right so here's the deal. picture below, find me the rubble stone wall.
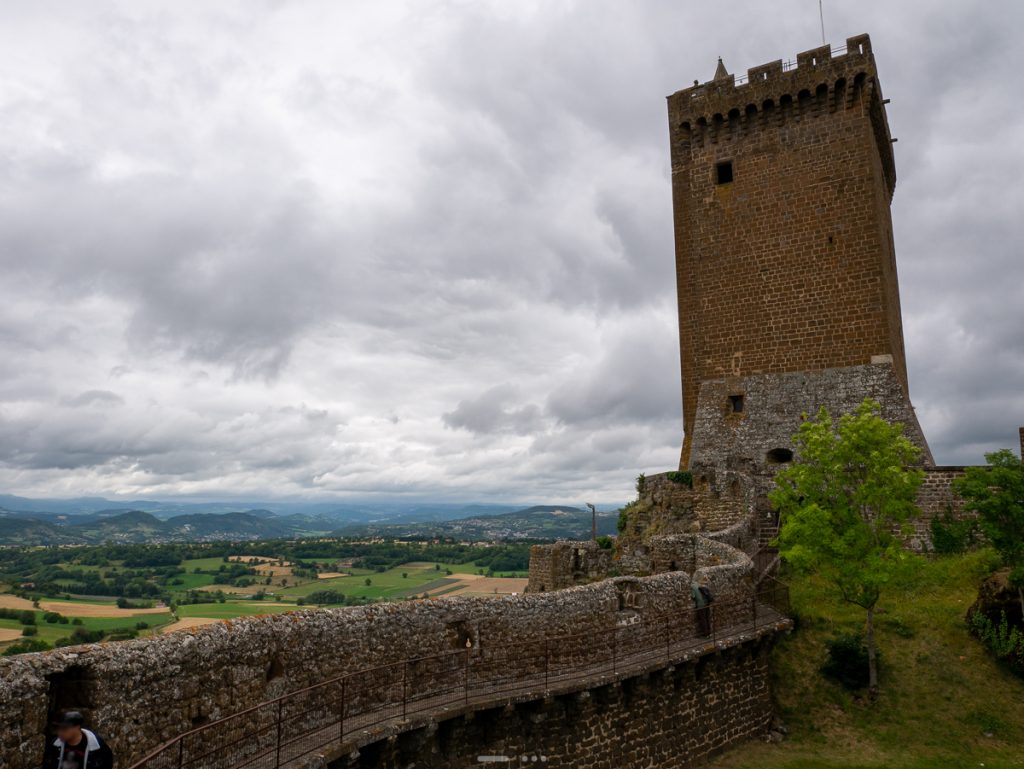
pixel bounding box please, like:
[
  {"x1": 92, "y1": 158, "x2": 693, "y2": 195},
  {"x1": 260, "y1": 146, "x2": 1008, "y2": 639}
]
[{"x1": 0, "y1": 565, "x2": 758, "y2": 769}]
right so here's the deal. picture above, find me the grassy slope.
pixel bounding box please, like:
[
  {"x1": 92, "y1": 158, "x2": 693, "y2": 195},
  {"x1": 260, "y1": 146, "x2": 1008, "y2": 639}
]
[{"x1": 710, "y1": 550, "x2": 1024, "y2": 769}]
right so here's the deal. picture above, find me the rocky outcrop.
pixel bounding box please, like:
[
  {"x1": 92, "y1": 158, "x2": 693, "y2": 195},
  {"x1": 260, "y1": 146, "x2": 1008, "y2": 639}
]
[{"x1": 967, "y1": 568, "x2": 1024, "y2": 629}]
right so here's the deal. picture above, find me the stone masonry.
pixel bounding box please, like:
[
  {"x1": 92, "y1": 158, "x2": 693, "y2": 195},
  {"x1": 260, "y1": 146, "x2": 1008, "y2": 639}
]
[
  {"x1": 668, "y1": 34, "x2": 920, "y2": 467},
  {"x1": 327, "y1": 640, "x2": 776, "y2": 769},
  {"x1": 688, "y1": 362, "x2": 933, "y2": 523}
]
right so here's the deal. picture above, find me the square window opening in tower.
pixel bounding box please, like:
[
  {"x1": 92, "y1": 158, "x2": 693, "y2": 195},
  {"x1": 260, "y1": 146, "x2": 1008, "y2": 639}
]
[{"x1": 715, "y1": 160, "x2": 734, "y2": 185}]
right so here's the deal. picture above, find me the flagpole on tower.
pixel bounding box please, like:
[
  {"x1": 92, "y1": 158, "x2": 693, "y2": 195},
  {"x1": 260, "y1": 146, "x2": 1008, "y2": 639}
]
[{"x1": 819, "y1": 0, "x2": 826, "y2": 45}]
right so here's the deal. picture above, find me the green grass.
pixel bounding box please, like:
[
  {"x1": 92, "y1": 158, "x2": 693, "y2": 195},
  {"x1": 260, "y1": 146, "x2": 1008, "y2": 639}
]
[
  {"x1": 45, "y1": 595, "x2": 155, "y2": 606},
  {"x1": 174, "y1": 602, "x2": 297, "y2": 619},
  {"x1": 169, "y1": 572, "x2": 217, "y2": 590},
  {"x1": 181, "y1": 557, "x2": 231, "y2": 572},
  {"x1": 709, "y1": 550, "x2": 1024, "y2": 769}
]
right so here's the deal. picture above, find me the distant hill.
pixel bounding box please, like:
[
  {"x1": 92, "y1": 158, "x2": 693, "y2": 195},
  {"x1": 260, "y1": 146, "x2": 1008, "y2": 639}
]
[
  {"x1": 0, "y1": 494, "x2": 529, "y2": 524},
  {"x1": 335, "y1": 505, "x2": 619, "y2": 541},
  {"x1": 0, "y1": 517, "x2": 82, "y2": 546},
  {"x1": 0, "y1": 494, "x2": 626, "y2": 546},
  {"x1": 0, "y1": 509, "x2": 335, "y2": 546}
]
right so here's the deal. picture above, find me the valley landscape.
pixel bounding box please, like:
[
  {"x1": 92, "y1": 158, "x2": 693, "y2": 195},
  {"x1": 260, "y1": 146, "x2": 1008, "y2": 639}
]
[{"x1": 0, "y1": 525, "x2": 536, "y2": 655}]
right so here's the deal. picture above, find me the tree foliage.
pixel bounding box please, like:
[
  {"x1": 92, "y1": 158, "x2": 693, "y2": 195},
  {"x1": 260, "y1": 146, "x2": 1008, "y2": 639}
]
[
  {"x1": 954, "y1": 449, "x2": 1024, "y2": 617},
  {"x1": 769, "y1": 399, "x2": 924, "y2": 692}
]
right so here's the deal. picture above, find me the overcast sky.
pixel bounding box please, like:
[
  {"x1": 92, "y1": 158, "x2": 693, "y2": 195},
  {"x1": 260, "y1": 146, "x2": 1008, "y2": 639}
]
[{"x1": 1, "y1": 1, "x2": 1021, "y2": 505}]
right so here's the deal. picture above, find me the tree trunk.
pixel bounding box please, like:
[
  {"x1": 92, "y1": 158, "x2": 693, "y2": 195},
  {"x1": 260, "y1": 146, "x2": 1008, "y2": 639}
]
[
  {"x1": 1018, "y1": 586, "x2": 1024, "y2": 623},
  {"x1": 866, "y1": 606, "x2": 878, "y2": 696}
]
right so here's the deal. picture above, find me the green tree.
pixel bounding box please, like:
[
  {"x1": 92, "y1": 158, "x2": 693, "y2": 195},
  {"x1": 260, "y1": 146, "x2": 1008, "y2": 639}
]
[
  {"x1": 954, "y1": 449, "x2": 1024, "y2": 618},
  {"x1": 769, "y1": 400, "x2": 924, "y2": 693}
]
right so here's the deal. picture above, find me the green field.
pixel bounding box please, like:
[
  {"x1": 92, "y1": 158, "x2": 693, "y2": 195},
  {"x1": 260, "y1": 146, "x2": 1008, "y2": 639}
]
[
  {"x1": 0, "y1": 539, "x2": 532, "y2": 653},
  {"x1": 708, "y1": 550, "x2": 1024, "y2": 769},
  {"x1": 0, "y1": 611, "x2": 173, "y2": 646},
  {"x1": 277, "y1": 562, "x2": 483, "y2": 601},
  {"x1": 169, "y1": 572, "x2": 217, "y2": 589},
  {"x1": 181, "y1": 557, "x2": 232, "y2": 571}
]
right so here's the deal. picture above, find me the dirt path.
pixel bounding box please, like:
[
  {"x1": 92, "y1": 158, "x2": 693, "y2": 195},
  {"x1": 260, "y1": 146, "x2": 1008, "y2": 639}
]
[{"x1": 162, "y1": 617, "x2": 223, "y2": 633}]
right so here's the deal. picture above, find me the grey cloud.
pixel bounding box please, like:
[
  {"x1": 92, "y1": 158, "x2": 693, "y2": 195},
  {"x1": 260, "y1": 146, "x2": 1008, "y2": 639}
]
[
  {"x1": 443, "y1": 385, "x2": 544, "y2": 436},
  {"x1": 547, "y1": 324, "x2": 680, "y2": 428},
  {"x1": 61, "y1": 390, "x2": 125, "y2": 408}
]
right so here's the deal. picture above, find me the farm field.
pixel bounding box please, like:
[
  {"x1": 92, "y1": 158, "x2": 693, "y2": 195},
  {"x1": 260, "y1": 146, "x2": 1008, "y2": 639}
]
[
  {"x1": 0, "y1": 594, "x2": 169, "y2": 617},
  {"x1": 0, "y1": 609, "x2": 173, "y2": 647},
  {"x1": 443, "y1": 574, "x2": 528, "y2": 596},
  {"x1": 276, "y1": 561, "x2": 525, "y2": 602},
  {"x1": 174, "y1": 601, "x2": 297, "y2": 619},
  {"x1": 0, "y1": 538, "x2": 533, "y2": 653}
]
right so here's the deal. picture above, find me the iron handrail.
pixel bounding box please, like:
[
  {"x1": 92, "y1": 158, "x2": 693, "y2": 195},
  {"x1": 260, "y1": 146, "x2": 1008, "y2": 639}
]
[{"x1": 732, "y1": 42, "x2": 852, "y2": 86}]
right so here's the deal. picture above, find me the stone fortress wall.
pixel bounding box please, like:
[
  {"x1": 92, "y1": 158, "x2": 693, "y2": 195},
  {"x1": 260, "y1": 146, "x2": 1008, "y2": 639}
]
[
  {"x1": 1, "y1": 523, "x2": 766, "y2": 769},
  {"x1": 527, "y1": 470, "x2": 757, "y2": 598}
]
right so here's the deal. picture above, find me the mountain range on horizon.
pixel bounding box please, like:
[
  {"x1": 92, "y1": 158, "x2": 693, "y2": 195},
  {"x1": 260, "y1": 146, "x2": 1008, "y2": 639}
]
[
  {"x1": 0, "y1": 492, "x2": 625, "y2": 521},
  {"x1": 0, "y1": 494, "x2": 624, "y2": 546}
]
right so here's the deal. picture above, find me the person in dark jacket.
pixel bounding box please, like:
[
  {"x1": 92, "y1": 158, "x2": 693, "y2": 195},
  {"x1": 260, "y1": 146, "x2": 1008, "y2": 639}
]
[
  {"x1": 42, "y1": 711, "x2": 114, "y2": 769},
  {"x1": 692, "y1": 580, "x2": 714, "y2": 637}
]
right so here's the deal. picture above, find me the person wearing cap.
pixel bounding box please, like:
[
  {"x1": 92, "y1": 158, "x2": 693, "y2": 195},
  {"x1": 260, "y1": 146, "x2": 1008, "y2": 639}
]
[{"x1": 42, "y1": 711, "x2": 114, "y2": 769}]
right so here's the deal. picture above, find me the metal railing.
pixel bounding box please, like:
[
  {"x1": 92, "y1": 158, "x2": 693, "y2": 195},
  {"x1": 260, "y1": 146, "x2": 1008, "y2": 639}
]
[{"x1": 127, "y1": 579, "x2": 789, "y2": 769}]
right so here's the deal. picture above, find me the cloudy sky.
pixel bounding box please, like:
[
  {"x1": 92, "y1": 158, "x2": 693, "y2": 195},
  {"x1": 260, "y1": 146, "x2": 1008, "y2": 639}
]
[{"x1": 1, "y1": 1, "x2": 1021, "y2": 505}]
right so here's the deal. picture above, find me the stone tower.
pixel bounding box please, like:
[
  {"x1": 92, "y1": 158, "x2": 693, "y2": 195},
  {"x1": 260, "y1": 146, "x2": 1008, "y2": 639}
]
[{"x1": 667, "y1": 34, "x2": 932, "y2": 476}]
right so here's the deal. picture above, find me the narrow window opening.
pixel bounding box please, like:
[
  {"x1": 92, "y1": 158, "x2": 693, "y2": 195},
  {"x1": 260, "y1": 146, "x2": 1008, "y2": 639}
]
[
  {"x1": 715, "y1": 161, "x2": 734, "y2": 185},
  {"x1": 728, "y1": 394, "x2": 744, "y2": 413},
  {"x1": 766, "y1": 448, "x2": 794, "y2": 464},
  {"x1": 266, "y1": 655, "x2": 285, "y2": 682}
]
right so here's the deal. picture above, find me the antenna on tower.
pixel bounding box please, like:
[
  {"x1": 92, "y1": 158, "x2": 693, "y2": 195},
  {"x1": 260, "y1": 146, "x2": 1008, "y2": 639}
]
[{"x1": 818, "y1": 0, "x2": 826, "y2": 45}]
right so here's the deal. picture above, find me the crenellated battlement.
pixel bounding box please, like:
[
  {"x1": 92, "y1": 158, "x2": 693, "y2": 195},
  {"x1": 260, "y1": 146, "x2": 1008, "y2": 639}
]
[
  {"x1": 667, "y1": 34, "x2": 894, "y2": 195},
  {"x1": 669, "y1": 34, "x2": 874, "y2": 121}
]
